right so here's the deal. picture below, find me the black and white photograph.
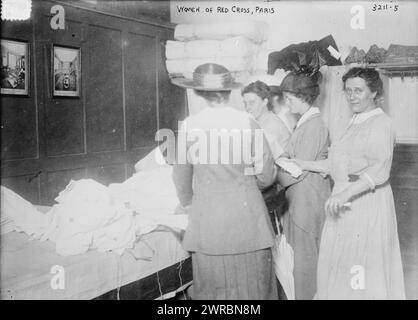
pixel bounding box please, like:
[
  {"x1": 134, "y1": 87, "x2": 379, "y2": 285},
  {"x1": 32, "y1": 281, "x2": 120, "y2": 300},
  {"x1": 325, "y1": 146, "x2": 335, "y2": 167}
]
[
  {"x1": 1, "y1": 39, "x2": 29, "y2": 95},
  {"x1": 1, "y1": 0, "x2": 417, "y2": 305},
  {"x1": 52, "y1": 45, "x2": 80, "y2": 97}
]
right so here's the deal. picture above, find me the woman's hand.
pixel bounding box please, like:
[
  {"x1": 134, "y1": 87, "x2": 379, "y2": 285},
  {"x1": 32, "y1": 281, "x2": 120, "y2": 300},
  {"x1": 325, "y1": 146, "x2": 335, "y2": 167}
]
[{"x1": 325, "y1": 191, "x2": 350, "y2": 218}]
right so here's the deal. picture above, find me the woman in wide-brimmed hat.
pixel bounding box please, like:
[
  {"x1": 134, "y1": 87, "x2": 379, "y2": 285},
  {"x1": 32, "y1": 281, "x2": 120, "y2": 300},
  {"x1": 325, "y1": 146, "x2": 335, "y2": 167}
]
[
  {"x1": 171, "y1": 63, "x2": 279, "y2": 300},
  {"x1": 275, "y1": 71, "x2": 331, "y2": 300}
]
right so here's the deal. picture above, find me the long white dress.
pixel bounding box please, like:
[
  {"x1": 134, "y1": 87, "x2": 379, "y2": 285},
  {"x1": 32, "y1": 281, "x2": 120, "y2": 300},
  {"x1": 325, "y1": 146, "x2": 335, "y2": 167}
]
[{"x1": 316, "y1": 108, "x2": 406, "y2": 299}]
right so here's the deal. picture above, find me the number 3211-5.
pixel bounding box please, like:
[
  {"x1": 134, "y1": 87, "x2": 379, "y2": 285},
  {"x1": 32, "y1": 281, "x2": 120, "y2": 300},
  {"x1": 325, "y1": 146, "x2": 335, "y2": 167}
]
[{"x1": 372, "y1": 3, "x2": 399, "y2": 12}]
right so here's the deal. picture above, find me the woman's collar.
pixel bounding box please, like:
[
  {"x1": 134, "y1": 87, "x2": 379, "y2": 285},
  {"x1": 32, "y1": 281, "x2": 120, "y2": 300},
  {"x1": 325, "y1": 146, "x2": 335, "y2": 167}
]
[
  {"x1": 296, "y1": 107, "x2": 320, "y2": 128},
  {"x1": 350, "y1": 108, "x2": 384, "y2": 125}
]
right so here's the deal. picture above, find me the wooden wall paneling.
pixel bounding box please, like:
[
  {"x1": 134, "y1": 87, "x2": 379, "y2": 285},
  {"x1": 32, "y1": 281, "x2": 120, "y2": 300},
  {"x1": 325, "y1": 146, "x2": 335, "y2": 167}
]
[
  {"x1": 0, "y1": 97, "x2": 38, "y2": 160},
  {"x1": 391, "y1": 144, "x2": 418, "y2": 254},
  {"x1": 390, "y1": 143, "x2": 418, "y2": 300},
  {"x1": 75, "y1": 0, "x2": 171, "y2": 23},
  {"x1": 1, "y1": 19, "x2": 38, "y2": 161},
  {"x1": 125, "y1": 31, "x2": 158, "y2": 150},
  {"x1": 38, "y1": 14, "x2": 86, "y2": 157},
  {"x1": 1, "y1": 175, "x2": 41, "y2": 204},
  {"x1": 87, "y1": 163, "x2": 127, "y2": 187},
  {"x1": 1, "y1": 14, "x2": 41, "y2": 203},
  {"x1": 392, "y1": 187, "x2": 418, "y2": 254},
  {"x1": 85, "y1": 24, "x2": 124, "y2": 153},
  {"x1": 2, "y1": 0, "x2": 179, "y2": 205}
]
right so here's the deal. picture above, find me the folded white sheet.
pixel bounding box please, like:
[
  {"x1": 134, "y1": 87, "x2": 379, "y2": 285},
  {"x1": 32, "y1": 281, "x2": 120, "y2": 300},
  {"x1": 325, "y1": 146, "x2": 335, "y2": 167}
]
[
  {"x1": 174, "y1": 21, "x2": 269, "y2": 43},
  {"x1": 166, "y1": 36, "x2": 258, "y2": 60},
  {"x1": 166, "y1": 56, "x2": 254, "y2": 74}
]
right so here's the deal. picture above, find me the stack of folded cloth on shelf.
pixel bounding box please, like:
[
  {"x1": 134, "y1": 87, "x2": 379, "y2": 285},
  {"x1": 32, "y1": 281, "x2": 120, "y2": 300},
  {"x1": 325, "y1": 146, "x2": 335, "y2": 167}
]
[
  {"x1": 385, "y1": 44, "x2": 418, "y2": 64},
  {"x1": 344, "y1": 44, "x2": 418, "y2": 64},
  {"x1": 166, "y1": 21, "x2": 269, "y2": 82},
  {"x1": 345, "y1": 45, "x2": 386, "y2": 64}
]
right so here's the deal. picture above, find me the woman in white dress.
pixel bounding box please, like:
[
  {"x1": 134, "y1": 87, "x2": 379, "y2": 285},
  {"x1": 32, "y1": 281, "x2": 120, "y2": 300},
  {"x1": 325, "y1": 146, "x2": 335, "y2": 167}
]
[{"x1": 293, "y1": 67, "x2": 405, "y2": 299}]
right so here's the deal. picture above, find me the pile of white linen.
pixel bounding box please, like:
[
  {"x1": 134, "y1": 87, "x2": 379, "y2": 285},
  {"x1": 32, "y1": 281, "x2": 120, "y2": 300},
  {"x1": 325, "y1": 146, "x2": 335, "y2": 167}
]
[
  {"x1": 1, "y1": 148, "x2": 188, "y2": 256},
  {"x1": 166, "y1": 21, "x2": 269, "y2": 79},
  {"x1": 1, "y1": 186, "x2": 50, "y2": 237},
  {"x1": 111, "y1": 147, "x2": 188, "y2": 235},
  {"x1": 39, "y1": 179, "x2": 136, "y2": 256}
]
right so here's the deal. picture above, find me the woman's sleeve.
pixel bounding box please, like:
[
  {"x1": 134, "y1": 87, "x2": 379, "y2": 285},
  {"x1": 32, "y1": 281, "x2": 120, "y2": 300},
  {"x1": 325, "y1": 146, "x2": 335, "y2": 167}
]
[
  {"x1": 173, "y1": 163, "x2": 193, "y2": 207},
  {"x1": 277, "y1": 119, "x2": 329, "y2": 187},
  {"x1": 249, "y1": 118, "x2": 276, "y2": 189},
  {"x1": 172, "y1": 121, "x2": 194, "y2": 207},
  {"x1": 294, "y1": 119, "x2": 329, "y2": 161},
  {"x1": 277, "y1": 124, "x2": 291, "y2": 154},
  {"x1": 361, "y1": 117, "x2": 396, "y2": 190}
]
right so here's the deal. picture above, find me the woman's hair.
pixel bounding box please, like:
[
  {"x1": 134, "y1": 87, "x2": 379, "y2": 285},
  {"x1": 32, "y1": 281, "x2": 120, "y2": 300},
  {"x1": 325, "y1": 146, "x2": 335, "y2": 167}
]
[
  {"x1": 241, "y1": 81, "x2": 271, "y2": 101},
  {"x1": 268, "y1": 89, "x2": 285, "y2": 110},
  {"x1": 285, "y1": 91, "x2": 318, "y2": 105},
  {"x1": 279, "y1": 72, "x2": 321, "y2": 106},
  {"x1": 342, "y1": 67, "x2": 383, "y2": 100},
  {"x1": 194, "y1": 90, "x2": 231, "y2": 104}
]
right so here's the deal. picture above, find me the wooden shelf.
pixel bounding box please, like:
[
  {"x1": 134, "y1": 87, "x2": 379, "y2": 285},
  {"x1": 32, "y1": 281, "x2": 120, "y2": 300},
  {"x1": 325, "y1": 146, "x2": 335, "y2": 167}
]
[{"x1": 367, "y1": 63, "x2": 418, "y2": 77}]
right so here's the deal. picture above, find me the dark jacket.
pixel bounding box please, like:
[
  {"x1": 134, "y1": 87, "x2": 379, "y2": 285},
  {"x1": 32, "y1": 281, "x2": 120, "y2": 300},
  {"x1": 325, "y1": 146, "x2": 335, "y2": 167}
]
[{"x1": 173, "y1": 106, "x2": 276, "y2": 255}]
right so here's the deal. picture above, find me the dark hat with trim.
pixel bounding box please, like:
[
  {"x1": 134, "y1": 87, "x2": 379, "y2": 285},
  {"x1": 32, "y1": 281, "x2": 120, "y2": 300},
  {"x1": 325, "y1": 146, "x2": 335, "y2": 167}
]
[
  {"x1": 171, "y1": 63, "x2": 242, "y2": 91},
  {"x1": 279, "y1": 71, "x2": 321, "y2": 97}
]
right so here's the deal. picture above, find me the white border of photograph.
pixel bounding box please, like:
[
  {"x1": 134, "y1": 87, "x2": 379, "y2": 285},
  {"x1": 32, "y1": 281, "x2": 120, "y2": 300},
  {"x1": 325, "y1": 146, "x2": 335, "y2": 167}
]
[
  {"x1": 52, "y1": 45, "x2": 81, "y2": 97},
  {"x1": 1, "y1": 39, "x2": 29, "y2": 96}
]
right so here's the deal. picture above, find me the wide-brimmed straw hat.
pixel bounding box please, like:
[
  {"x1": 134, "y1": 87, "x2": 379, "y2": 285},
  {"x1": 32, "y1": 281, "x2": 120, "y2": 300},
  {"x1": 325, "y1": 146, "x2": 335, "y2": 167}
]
[{"x1": 171, "y1": 63, "x2": 242, "y2": 91}]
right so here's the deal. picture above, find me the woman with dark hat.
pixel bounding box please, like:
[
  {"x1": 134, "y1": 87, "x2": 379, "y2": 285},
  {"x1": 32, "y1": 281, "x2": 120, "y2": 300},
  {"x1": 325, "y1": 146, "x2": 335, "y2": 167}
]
[
  {"x1": 292, "y1": 67, "x2": 405, "y2": 299},
  {"x1": 275, "y1": 71, "x2": 331, "y2": 300},
  {"x1": 171, "y1": 63, "x2": 279, "y2": 300}
]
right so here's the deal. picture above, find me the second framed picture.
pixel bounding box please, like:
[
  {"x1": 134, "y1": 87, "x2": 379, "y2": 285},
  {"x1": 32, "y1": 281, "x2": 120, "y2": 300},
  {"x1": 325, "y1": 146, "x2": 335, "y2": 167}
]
[{"x1": 52, "y1": 45, "x2": 81, "y2": 97}]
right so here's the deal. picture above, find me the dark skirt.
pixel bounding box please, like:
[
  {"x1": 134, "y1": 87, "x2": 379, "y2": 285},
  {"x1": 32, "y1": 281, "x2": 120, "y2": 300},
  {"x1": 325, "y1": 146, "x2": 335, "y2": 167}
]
[
  {"x1": 191, "y1": 249, "x2": 278, "y2": 300},
  {"x1": 283, "y1": 213, "x2": 320, "y2": 300}
]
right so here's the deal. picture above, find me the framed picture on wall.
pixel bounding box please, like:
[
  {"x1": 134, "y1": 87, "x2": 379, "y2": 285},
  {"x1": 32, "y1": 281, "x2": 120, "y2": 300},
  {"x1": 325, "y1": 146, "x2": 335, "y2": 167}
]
[
  {"x1": 52, "y1": 45, "x2": 81, "y2": 97},
  {"x1": 1, "y1": 39, "x2": 29, "y2": 95}
]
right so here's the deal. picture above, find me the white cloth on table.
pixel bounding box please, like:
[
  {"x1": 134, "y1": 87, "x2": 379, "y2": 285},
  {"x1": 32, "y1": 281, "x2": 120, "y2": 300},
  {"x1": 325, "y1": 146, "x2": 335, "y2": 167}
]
[
  {"x1": 41, "y1": 179, "x2": 137, "y2": 256},
  {"x1": 0, "y1": 186, "x2": 50, "y2": 237},
  {"x1": 1, "y1": 151, "x2": 189, "y2": 257}
]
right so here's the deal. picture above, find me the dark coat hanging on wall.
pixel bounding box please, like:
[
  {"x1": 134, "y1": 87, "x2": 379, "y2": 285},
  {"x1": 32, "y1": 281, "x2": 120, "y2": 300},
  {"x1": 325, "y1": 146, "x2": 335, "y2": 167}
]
[{"x1": 267, "y1": 34, "x2": 342, "y2": 75}]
